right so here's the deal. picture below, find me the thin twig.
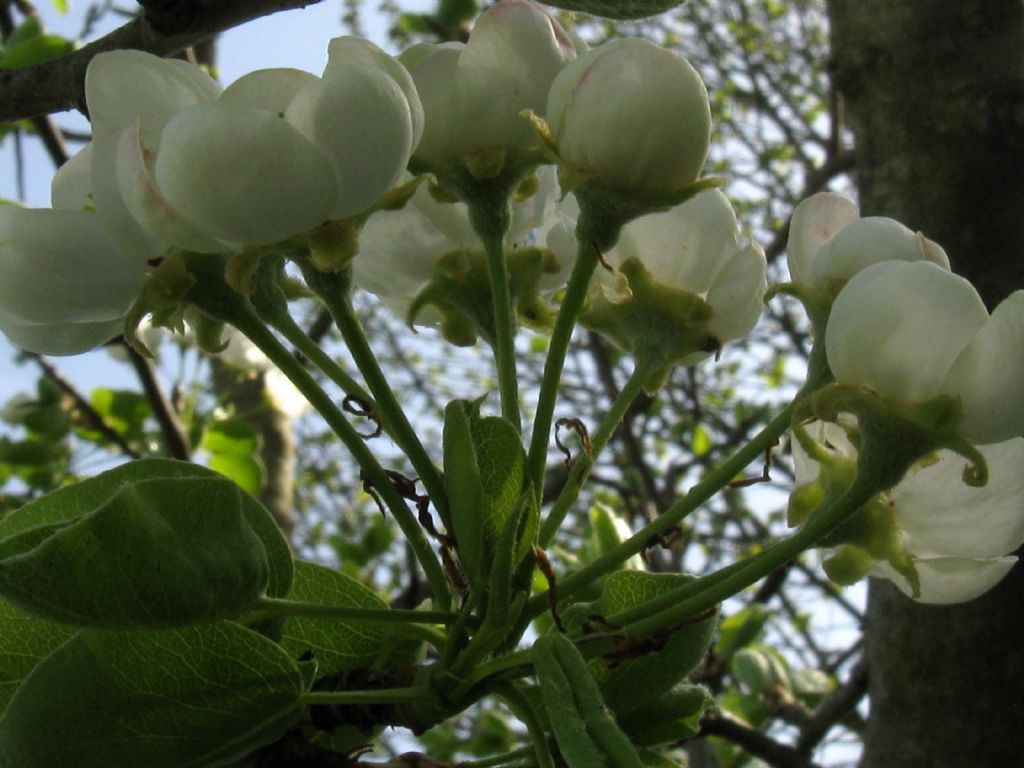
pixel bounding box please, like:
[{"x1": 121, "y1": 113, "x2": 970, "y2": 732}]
[
  {"x1": 123, "y1": 342, "x2": 191, "y2": 460},
  {"x1": 797, "y1": 657, "x2": 868, "y2": 754},
  {"x1": 26, "y1": 352, "x2": 142, "y2": 459},
  {"x1": 0, "y1": 0, "x2": 325, "y2": 121},
  {"x1": 700, "y1": 710, "x2": 824, "y2": 768}
]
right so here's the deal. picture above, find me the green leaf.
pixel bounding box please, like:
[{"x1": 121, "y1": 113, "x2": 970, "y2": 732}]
[
  {"x1": 0, "y1": 476, "x2": 269, "y2": 628},
  {"x1": 715, "y1": 604, "x2": 771, "y2": 660},
  {"x1": 202, "y1": 417, "x2": 260, "y2": 455},
  {"x1": 0, "y1": 459, "x2": 292, "y2": 599},
  {"x1": 210, "y1": 453, "x2": 264, "y2": 495},
  {"x1": 539, "y1": 0, "x2": 686, "y2": 21},
  {"x1": 280, "y1": 561, "x2": 418, "y2": 680},
  {"x1": 202, "y1": 418, "x2": 265, "y2": 495},
  {"x1": 89, "y1": 388, "x2": 150, "y2": 440},
  {"x1": 0, "y1": 437, "x2": 64, "y2": 466},
  {"x1": 0, "y1": 18, "x2": 74, "y2": 70},
  {"x1": 0, "y1": 621, "x2": 305, "y2": 767},
  {"x1": 0, "y1": 597, "x2": 76, "y2": 715},
  {"x1": 52, "y1": 0, "x2": 69, "y2": 13},
  {"x1": 533, "y1": 632, "x2": 645, "y2": 768},
  {"x1": 731, "y1": 645, "x2": 791, "y2": 694},
  {"x1": 443, "y1": 400, "x2": 532, "y2": 589},
  {"x1": 616, "y1": 685, "x2": 712, "y2": 746},
  {"x1": 564, "y1": 571, "x2": 716, "y2": 715}
]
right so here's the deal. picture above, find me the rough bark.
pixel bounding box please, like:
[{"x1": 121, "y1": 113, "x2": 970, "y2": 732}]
[{"x1": 827, "y1": 2, "x2": 1024, "y2": 766}]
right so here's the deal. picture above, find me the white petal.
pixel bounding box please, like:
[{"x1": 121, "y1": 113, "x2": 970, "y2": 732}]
[
  {"x1": 812, "y1": 216, "x2": 950, "y2": 285},
  {"x1": 354, "y1": 188, "x2": 464, "y2": 301},
  {"x1": 86, "y1": 51, "x2": 220, "y2": 150},
  {"x1": 706, "y1": 242, "x2": 767, "y2": 342},
  {"x1": 220, "y1": 68, "x2": 319, "y2": 114},
  {"x1": 155, "y1": 102, "x2": 339, "y2": 244},
  {"x1": 325, "y1": 37, "x2": 424, "y2": 149},
  {"x1": 51, "y1": 142, "x2": 94, "y2": 211},
  {"x1": 825, "y1": 261, "x2": 988, "y2": 403},
  {"x1": 941, "y1": 291, "x2": 1024, "y2": 444},
  {"x1": 286, "y1": 70, "x2": 413, "y2": 220},
  {"x1": 785, "y1": 192, "x2": 858, "y2": 286},
  {"x1": 614, "y1": 190, "x2": 739, "y2": 294},
  {"x1": 457, "y1": 0, "x2": 575, "y2": 153},
  {"x1": 870, "y1": 556, "x2": 1017, "y2": 604},
  {"x1": 218, "y1": 329, "x2": 272, "y2": 371},
  {"x1": 402, "y1": 44, "x2": 466, "y2": 167},
  {"x1": 0, "y1": 206, "x2": 145, "y2": 325},
  {"x1": 791, "y1": 420, "x2": 857, "y2": 485},
  {"x1": 86, "y1": 51, "x2": 219, "y2": 256},
  {"x1": 892, "y1": 438, "x2": 1024, "y2": 558},
  {"x1": 0, "y1": 315, "x2": 123, "y2": 356},
  {"x1": 547, "y1": 39, "x2": 710, "y2": 195},
  {"x1": 115, "y1": 126, "x2": 229, "y2": 253}
]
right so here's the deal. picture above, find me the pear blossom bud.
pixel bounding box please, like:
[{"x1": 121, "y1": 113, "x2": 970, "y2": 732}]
[
  {"x1": 402, "y1": 0, "x2": 577, "y2": 176},
  {"x1": 786, "y1": 192, "x2": 950, "y2": 290},
  {"x1": 826, "y1": 261, "x2": 1024, "y2": 444},
  {"x1": 545, "y1": 38, "x2": 710, "y2": 198}
]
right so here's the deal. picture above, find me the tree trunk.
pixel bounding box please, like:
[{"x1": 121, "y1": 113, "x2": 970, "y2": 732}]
[{"x1": 827, "y1": 1, "x2": 1024, "y2": 766}]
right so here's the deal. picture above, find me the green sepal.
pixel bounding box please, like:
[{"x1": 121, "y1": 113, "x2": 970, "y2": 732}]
[
  {"x1": 307, "y1": 219, "x2": 360, "y2": 272},
  {"x1": 408, "y1": 246, "x2": 562, "y2": 347},
  {"x1": 581, "y1": 256, "x2": 717, "y2": 391},
  {"x1": 123, "y1": 252, "x2": 195, "y2": 357}
]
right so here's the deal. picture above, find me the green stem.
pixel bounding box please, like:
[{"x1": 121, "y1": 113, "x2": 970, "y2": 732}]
[
  {"x1": 303, "y1": 687, "x2": 434, "y2": 706},
  {"x1": 616, "y1": 472, "x2": 881, "y2": 638},
  {"x1": 526, "y1": 233, "x2": 600, "y2": 503},
  {"x1": 497, "y1": 684, "x2": 557, "y2": 768},
  {"x1": 539, "y1": 364, "x2": 650, "y2": 546},
  {"x1": 248, "y1": 597, "x2": 449, "y2": 648},
  {"x1": 525, "y1": 401, "x2": 797, "y2": 620},
  {"x1": 252, "y1": 596, "x2": 455, "y2": 624},
  {"x1": 468, "y1": 196, "x2": 520, "y2": 431},
  {"x1": 299, "y1": 263, "x2": 451, "y2": 530},
  {"x1": 184, "y1": 256, "x2": 452, "y2": 610}
]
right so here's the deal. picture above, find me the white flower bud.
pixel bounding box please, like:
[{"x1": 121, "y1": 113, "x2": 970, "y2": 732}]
[{"x1": 545, "y1": 38, "x2": 710, "y2": 197}]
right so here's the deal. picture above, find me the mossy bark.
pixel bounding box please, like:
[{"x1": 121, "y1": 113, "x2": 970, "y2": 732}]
[{"x1": 827, "y1": 2, "x2": 1024, "y2": 765}]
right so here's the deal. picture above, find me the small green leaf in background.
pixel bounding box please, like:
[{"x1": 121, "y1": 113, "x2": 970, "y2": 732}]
[
  {"x1": 280, "y1": 561, "x2": 419, "y2": 680},
  {"x1": 87, "y1": 388, "x2": 150, "y2": 442},
  {"x1": 201, "y1": 417, "x2": 265, "y2": 495},
  {"x1": 0, "y1": 17, "x2": 74, "y2": 70},
  {"x1": 0, "y1": 621, "x2": 306, "y2": 768},
  {"x1": 52, "y1": 0, "x2": 70, "y2": 13},
  {"x1": 0, "y1": 597, "x2": 76, "y2": 715},
  {"x1": 731, "y1": 645, "x2": 791, "y2": 695},
  {"x1": 715, "y1": 604, "x2": 771, "y2": 660}
]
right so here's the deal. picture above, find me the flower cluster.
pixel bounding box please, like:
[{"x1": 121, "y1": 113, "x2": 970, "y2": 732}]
[{"x1": 786, "y1": 192, "x2": 1024, "y2": 602}]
